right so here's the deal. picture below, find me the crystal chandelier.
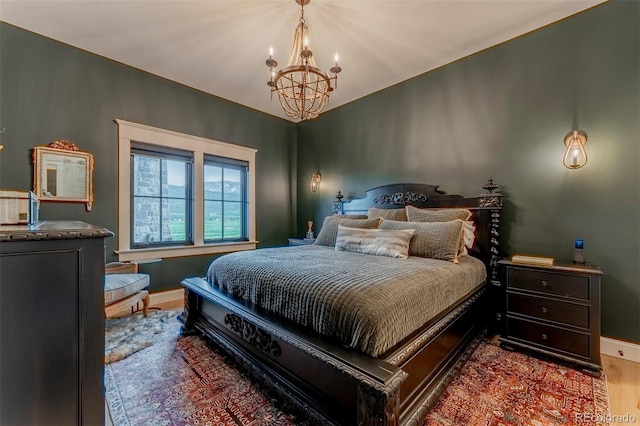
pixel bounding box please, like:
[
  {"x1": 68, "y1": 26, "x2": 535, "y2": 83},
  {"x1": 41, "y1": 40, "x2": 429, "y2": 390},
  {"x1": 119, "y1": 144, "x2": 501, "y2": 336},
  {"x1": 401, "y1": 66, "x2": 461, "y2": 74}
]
[{"x1": 265, "y1": 0, "x2": 342, "y2": 120}]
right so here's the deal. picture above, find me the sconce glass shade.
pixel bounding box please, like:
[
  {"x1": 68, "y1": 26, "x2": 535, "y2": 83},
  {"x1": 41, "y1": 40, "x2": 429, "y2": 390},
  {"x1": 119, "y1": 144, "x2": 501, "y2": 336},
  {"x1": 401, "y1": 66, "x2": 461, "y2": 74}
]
[
  {"x1": 563, "y1": 130, "x2": 588, "y2": 169},
  {"x1": 310, "y1": 173, "x2": 322, "y2": 192}
]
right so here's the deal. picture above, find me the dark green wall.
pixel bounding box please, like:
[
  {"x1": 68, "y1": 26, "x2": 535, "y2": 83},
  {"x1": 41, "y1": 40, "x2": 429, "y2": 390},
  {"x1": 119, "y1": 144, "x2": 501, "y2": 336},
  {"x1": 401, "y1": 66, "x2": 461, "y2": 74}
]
[
  {"x1": 0, "y1": 23, "x2": 297, "y2": 292},
  {"x1": 297, "y1": 1, "x2": 639, "y2": 343}
]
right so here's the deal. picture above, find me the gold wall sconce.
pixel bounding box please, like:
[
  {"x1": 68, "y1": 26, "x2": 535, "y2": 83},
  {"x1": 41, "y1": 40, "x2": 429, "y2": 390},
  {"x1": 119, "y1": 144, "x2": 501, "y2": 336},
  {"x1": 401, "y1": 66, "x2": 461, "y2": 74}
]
[
  {"x1": 563, "y1": 130, "x2": 588, "y2": 169},
  {"x1": 310, "y1": 173, "x2": 322, "y2": 192}
]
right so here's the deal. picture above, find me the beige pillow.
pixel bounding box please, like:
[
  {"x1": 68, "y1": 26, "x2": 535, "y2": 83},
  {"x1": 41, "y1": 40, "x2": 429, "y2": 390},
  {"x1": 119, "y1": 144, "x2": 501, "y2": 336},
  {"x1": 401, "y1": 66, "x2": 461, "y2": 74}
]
[
  {"x1": 405, "y1": 205, "x2": 471, "y2": 222},
  {"x1": 378, "y1": 219, "x2": 465, "y2": 263},
  {"x1": 335, "y1": 225, "x2": 414, "y2": 259},
  {"x1": 367, "y1": 207, "x2": 407, "y2": 221},
  {"x1": 404, "y1": 206, "x2": 475, "y2": 254},
  {"x1": 313, "y1": 216, "x2": 380, "y2": 247}
]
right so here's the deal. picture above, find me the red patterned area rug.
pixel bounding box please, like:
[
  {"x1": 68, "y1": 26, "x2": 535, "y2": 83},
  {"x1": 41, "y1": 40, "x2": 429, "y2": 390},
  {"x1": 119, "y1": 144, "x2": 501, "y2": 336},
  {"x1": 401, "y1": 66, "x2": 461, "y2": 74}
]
[
  {"x1": 105, "y1": 321, "x2": 610, "y2": 426},
  {"x1": 423, "y1": 342, "x2": 610, "y2": 426}
]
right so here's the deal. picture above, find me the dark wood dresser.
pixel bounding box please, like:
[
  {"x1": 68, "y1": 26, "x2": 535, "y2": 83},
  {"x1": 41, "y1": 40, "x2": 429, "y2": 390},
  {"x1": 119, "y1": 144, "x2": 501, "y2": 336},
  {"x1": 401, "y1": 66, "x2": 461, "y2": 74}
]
[
  {"x1": 0, "y1": 221, "x2": 113, "y2": 425},
  {"x1": 498, "y1": 259, "x2": 603, "y2": 375}
]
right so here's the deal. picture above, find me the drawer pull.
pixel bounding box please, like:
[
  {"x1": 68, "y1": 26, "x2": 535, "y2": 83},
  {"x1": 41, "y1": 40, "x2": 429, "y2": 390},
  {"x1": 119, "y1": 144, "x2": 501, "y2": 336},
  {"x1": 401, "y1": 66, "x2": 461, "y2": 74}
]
[
  {"x1": 541, "y1": 280, "x2": 548, "y2": 287},
  {"x1": 541, "y1": 333, "x2": 549, "y2": 340},
  {"x1": 541, "y1": 306, "x2": 549, "y2": 314}
]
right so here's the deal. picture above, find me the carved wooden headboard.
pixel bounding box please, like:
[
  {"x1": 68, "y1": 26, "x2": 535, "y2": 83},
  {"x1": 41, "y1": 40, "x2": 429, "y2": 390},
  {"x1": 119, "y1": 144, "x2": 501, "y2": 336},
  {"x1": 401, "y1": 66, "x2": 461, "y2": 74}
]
[{"x1": 336, "y1": 179, "x2": 503, "y2": 287}]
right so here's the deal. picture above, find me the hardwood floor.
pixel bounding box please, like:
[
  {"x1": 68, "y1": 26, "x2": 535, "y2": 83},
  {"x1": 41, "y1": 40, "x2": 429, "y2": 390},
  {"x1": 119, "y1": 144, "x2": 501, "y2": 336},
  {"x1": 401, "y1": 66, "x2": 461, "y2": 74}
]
[{"x1": 602, "y1": 354, "x2": 640, "y2": 421}]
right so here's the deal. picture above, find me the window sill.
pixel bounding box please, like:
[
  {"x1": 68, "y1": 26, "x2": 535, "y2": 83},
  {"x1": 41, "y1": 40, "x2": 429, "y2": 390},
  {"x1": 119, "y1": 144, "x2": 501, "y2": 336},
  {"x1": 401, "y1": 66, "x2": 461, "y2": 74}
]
[{"x1": 115, "y1": 241, "x2": 258, "y2": 262}]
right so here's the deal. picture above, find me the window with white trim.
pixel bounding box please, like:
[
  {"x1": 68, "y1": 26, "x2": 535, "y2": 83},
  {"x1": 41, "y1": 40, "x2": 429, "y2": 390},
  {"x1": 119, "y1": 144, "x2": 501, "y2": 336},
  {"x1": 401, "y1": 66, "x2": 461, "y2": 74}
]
[{"x1": 116, "y1": 119, "x2": 257, "y2": 262}]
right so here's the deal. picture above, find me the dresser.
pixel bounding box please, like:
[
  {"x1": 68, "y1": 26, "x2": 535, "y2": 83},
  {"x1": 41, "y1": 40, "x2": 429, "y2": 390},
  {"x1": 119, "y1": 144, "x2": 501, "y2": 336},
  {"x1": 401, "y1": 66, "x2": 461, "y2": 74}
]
[
  {"x1": 498, "y1": 259, "x2": 603, "y2": 375},
  {"x1": 0, "y1": 221, "x2": 113, "y2": 425}
]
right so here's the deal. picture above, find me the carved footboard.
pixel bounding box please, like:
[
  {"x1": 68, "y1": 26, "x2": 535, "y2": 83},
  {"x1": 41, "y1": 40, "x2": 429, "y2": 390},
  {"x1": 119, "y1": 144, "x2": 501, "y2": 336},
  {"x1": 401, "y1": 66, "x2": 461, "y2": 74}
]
[{"x1": 180, "y1": 277, "x2": 488, "y2": 425}]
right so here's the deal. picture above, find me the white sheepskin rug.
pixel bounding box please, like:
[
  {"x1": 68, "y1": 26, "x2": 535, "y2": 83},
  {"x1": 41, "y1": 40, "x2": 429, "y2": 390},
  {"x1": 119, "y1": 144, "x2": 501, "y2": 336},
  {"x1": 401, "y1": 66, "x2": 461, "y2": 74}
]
[{"x1": 105, "y1": 309, "x2": 181, "y2": 364}]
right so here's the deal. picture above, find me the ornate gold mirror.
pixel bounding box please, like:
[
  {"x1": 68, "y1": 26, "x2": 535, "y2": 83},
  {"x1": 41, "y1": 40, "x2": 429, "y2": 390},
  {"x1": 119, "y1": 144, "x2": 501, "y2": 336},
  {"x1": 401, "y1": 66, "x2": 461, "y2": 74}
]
[{"x1": 32, "y1": 140, "x2": 94, "y2": 211}]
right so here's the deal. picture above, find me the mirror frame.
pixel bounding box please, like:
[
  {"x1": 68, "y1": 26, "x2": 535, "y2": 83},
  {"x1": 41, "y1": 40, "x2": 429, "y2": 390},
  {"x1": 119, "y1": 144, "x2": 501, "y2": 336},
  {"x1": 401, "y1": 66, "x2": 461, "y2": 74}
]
[{"x1": 32, "y1": 141, "x2": 94, "y2": 211}]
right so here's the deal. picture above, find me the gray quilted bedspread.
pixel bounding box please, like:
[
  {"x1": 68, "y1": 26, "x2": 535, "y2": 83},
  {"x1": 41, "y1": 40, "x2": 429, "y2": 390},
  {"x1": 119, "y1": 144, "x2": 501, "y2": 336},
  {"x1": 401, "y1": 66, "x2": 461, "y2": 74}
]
[{"x1": 206, "y1": 245, "x2": 486, "y2": 357}]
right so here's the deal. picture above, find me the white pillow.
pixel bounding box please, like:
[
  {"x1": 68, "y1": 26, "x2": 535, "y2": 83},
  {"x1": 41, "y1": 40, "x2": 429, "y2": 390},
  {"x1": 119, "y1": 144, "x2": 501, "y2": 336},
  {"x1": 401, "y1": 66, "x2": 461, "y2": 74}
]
[{"x1": 335, "y1": 225, "x2": 415, "y2": 259}]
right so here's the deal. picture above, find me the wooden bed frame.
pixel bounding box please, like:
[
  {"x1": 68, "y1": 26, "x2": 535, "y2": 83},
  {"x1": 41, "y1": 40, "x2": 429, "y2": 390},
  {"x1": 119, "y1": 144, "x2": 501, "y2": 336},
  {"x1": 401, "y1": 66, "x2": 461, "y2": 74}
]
[{"x1": 180, "y1": 181, "x2": 503, "y2": 425}]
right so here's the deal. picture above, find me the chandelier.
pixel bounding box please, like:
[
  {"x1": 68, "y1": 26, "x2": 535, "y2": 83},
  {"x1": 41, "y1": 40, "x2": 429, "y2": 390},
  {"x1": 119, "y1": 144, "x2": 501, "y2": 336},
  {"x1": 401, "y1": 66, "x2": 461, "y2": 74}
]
[{"x1": 265, "y1": 0, "x2": 342, "y2": 120}]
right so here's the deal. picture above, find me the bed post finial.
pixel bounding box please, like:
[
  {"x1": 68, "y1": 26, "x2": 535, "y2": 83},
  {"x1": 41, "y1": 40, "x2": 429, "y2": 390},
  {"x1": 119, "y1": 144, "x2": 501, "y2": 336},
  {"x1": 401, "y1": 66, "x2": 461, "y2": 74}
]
[
  {"x1": 332, "y1": 191, "x2": 344, "y2": 215},
  {"x1": 477, "y1": 177, "x2": 503, "y2": 327}
]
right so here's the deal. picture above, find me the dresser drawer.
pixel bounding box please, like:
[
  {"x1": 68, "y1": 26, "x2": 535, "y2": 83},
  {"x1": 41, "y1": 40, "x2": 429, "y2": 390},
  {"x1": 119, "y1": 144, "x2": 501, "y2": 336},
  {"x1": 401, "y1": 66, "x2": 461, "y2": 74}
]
[
  {"x1": 506, "y1": 317, "x2": 591, "y2": 359},
  {"x1": 507, "y1": 293, "x2": 590, "y2": 329},
  {"x1": 507, "y1": 268, "x2": 590, "y2": 300}
]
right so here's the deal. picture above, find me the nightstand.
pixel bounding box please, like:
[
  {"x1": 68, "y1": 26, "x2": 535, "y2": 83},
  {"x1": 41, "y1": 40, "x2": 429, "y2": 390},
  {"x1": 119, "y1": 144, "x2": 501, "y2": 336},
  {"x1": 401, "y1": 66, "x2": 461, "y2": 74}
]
[
  {"x1": 498, "y1": 259, "x2": 603, "y2": 375},
  {"x1": 288, "y1": 238, "x2": 315, "y2": 246}
]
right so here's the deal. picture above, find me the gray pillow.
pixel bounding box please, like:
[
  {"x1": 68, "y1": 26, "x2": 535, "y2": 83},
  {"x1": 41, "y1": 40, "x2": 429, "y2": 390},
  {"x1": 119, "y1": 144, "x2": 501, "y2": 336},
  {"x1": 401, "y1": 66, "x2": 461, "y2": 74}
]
[
  {"x1": 313, "y1": 216, "x2": 380, "y2": 247},
  {"x1": 379, "y1": 219, "x2": 465, "y2": 263},
  {"x1": 367, "y1": 207, "x2": 407, "y2": 221},
  {"x1": 405, "y1": 205, "x2": 471, "y2": 222},
  {"x1": 335, "y1": 225, "x2": 415, "y2": 259}
]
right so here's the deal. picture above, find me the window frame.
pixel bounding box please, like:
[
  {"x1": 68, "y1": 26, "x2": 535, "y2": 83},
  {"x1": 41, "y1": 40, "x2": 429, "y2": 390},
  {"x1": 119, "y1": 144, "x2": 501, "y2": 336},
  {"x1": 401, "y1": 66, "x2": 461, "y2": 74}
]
[
  {"x1": 130, "y1": 144, "x2": 194, "y2": 248},
  {"x1": 203, "y1": 155, "x2": 249, "y2": 243},
  {"x1": 116, "y1": 119, "x2": 257, "y2": 261}
]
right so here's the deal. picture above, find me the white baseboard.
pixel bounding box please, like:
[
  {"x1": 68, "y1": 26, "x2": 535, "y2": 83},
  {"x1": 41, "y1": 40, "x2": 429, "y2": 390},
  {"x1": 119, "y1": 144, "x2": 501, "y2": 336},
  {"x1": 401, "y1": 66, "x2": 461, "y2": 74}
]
[
  {"x1": 601, "y1": 336, "x2": 640, "y2": 364},
  {"x1": 149, "y1": 289, "x2": 184, "y2": 307}
]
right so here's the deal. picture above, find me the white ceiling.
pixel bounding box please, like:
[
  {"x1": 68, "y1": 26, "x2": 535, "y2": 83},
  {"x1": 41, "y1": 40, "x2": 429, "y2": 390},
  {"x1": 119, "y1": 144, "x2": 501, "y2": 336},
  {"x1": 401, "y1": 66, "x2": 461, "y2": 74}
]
[{"x1": 1, "y1": 0, "x2": 606, "y2": 122}]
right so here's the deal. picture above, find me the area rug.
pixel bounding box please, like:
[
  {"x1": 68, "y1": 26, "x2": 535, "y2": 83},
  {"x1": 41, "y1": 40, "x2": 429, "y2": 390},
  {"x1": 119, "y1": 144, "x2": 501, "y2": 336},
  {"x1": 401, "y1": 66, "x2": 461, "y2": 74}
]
[
  {"x1": 105, "y1": 309, "x2": 182, "y2": 364},
  {"x1": 423, "y1": 342, "x2": 610, "y2": 426},
  {"x1": 105, "y1": 323, "x2": 610, "y2": 425}
]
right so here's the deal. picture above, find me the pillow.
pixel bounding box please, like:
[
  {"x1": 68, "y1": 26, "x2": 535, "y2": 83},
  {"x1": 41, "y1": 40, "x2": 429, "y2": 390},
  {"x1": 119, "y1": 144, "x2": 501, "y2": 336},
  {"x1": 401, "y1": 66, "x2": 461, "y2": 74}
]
[
  {"x1": 378, "y1": 219, "x2": 466, "y2": 263},
  {"x1": 405, "y1": 205, "x2": 472, "y2": 222},
  {"x1": 367, "y1": 207, "x2": 408, "y2": 221},
  {"x1": 404, "y1": 206, "x2": 476, "y2": 254},
  {"x1": 313, "y1": 216, "x2": 380, "y2": 247},
  {"x1": 335, "y1": 225, "x2": 414, "y2": 259}
]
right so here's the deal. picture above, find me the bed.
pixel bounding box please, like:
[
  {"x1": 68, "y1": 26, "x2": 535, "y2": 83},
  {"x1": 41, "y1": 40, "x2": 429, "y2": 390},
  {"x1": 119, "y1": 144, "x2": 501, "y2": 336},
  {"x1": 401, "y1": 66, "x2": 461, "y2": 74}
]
[{"x1": 180, "y1": 181, "x2": 503, "y2": 425}]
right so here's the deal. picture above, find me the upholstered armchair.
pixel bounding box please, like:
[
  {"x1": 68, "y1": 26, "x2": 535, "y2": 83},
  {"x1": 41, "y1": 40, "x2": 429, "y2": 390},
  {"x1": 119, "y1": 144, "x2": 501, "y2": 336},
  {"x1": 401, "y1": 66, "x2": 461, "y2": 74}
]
[{"x1": 104, "y1": 261, "x2": 150, "y2": 318}]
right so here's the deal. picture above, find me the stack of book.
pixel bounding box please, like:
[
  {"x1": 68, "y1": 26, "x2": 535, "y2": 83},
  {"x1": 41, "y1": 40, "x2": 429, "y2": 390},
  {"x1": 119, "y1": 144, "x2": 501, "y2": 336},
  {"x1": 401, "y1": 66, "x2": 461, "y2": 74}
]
[{"x1": 511, "y1": 254, "x2": 554, "y2": 266}]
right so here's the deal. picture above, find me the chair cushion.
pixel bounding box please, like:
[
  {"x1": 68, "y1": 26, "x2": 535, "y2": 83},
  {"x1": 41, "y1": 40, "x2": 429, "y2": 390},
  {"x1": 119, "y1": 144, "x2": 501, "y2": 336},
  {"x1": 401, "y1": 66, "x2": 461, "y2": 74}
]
[{"x1": 104, "y1": 274, "x2": 150, "y2": 305}]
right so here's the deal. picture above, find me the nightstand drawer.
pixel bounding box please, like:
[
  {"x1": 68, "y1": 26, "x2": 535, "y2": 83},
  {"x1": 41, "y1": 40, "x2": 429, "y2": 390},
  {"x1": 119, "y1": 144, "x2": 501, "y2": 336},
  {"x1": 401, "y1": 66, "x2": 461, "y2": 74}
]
[
  {"x1": 507, "y1": 293, "x2": 590, "y2": 329},
  {"x1": 507, "y1": 268, "x2": 589, "y2": 300},
  {"x1": 506, "y1": 317, "x2": 590, "y2": 359}
]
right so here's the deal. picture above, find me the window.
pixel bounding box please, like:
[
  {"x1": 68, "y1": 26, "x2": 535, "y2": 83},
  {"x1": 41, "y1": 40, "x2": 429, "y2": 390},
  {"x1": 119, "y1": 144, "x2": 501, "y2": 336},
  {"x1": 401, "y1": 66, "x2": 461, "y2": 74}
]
[
  {"x1": 130, "y1": 144, "x2": 193, "y2": 248},
  {"x1": 116, "y1": 120, "x2": 257, "y2": 261},
  {"x1": 203, "y1": 156, "x2": 248, "y2": 243}
]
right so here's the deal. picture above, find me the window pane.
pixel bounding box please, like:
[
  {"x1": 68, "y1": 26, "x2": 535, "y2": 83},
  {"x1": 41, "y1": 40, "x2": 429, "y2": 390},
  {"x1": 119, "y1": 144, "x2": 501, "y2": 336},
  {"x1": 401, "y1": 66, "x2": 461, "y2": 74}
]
[
  {"x1": 165, "y1": 160, "x2": 187, "y2": 198},
  {"x1": 133, "y1": 156, "x2": 160, "y2": 196},
  {"x1": 133, "y1": 197, "x2": 161, "y2": 243},
  {"x1": 166, "y1": 199, "x2": 187, "y2": 242},
  {"x1": 223, "y1": 168, "x2": 242, "y2": 201},
  {"x1": 204, "y1": 200, "x2": 222, "y2": 240},
  {"x1": 223, "y1": 202, "x2": 242, "y2": 239},
  {"x1": 204, "y1": 164, "x2": 222, "y2": 201}
]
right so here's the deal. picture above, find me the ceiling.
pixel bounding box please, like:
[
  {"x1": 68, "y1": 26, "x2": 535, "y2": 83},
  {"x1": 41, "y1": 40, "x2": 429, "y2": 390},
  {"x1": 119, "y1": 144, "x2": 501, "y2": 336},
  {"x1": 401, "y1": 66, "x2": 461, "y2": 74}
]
[{"x1": 1, "y1": 0, "x2": 606, "y2": 122}]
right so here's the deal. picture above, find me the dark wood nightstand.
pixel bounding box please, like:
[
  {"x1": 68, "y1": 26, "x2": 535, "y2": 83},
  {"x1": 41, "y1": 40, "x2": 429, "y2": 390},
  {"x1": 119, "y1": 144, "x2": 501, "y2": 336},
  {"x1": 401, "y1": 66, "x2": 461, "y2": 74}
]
[
  {"x1": 288, "y1": 238, "x2": 315, "y2": 246},
  {"x1": 498, "y1": 259, "x2": 603, "y2": 375}
]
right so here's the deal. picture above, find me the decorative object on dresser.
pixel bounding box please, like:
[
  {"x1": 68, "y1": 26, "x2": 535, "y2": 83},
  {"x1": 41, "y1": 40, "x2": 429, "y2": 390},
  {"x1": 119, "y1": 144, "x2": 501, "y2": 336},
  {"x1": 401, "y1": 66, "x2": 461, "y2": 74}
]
[
  {"x1": 32, "y1": 140, "x2": 95, "y2": 211},
  {"x1": 181, "y1": 179, "x2": 502, "y2": 425},
  {"x1": 0, "y1": 221, "x2": 113, "y2": 425},
  {"x1": 498, "y1": 259, "x2": 603, "y2": 376},
  {"x1": 0, "y1": 189, "x2": 39, "y2": 224}
]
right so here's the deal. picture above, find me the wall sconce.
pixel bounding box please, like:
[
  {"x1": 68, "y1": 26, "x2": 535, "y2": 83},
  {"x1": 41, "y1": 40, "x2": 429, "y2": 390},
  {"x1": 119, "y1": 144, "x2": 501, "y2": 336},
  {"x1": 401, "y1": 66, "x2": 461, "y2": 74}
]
[
  {"x1": 310, "y1": 173, "x2": 322, "y2": 192},
  {"x1": 563, "y1": 130, "x2": 588, "y2": 169}
]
